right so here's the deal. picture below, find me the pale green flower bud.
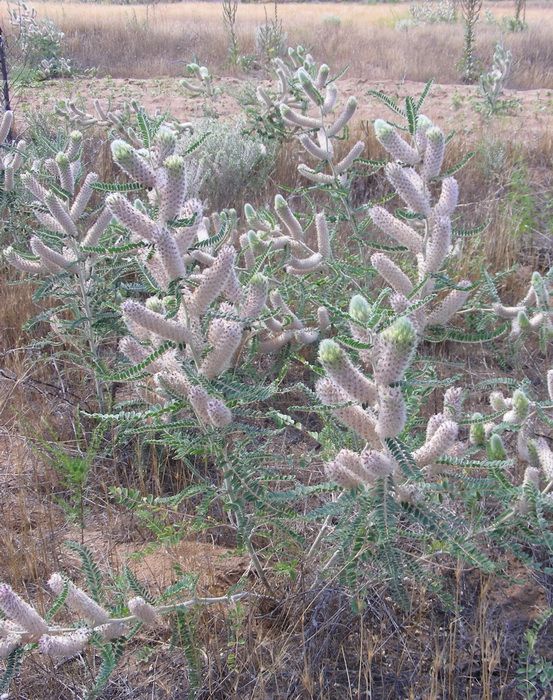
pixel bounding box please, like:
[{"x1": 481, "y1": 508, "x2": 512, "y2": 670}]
[
  {"x1": 469, "y1": 413, "x2": 486, "y2": 446},
  {"x1": 487, "y1": 434, "x2": 507, "y2": 461},
  {"x1": 349, "y1": 295, "x2": 372, "y2": 324},
  {"x1": 518, "y1": 310, "x2": 531, "y2": 329}
]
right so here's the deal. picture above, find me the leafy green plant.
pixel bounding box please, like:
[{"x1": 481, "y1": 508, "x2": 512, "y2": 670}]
[
  {"x1": 516, "y1": 607, "x2": 553, "y2": 698},
  {"x1": 0, "y1": 542, "x2": 246, "y2": 697},
  {"x1": 459, "y1": 0, "x2": 483, "y2": 83},
  {"x1": 7, "y1": 1, "x2": 72, "y2": 82}
]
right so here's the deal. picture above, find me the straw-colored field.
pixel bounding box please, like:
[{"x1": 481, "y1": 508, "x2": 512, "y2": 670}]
[{"x1": 5, "y1": 1, "x2": 552, "y2": 85}]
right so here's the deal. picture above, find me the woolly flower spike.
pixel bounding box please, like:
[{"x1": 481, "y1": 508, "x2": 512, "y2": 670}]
[
  {"x1": 188, "y1": 246, "x2": 236, "y2": 318},
  {"x1": 111, "y1": 139, "x2": 156, "y2": 188},
  {"x1": 413, "y1": 420, "x2": 458, "y2": 467},
  {"x1": 424, "y1": 216, "x2": 452, "y2": 276},
  {"x1": 128, "y1": 597, "x2": 159, "y2": 627},
  {"x1": 299, "y1": 132, "x2": 333, "y2": 161},
  {"x1": 49, "y1": 573, "x2": 110, "y2": 626},
  {"x1": 106, "y1": 193, "x2": 157, "y2": 241},
  {"x1": 156, "y1": 370, "x2": 190, "y2": 400},
  {"x1": 188, "y1": 385, "x2": 211, "y2": 423},
  {"x1": 522, "y1": 466, "x2": 541, "y2": 490},
  {"x1": 315, "y1": 212, "x2": 332, "y2": 259},
  {"x1": 371, "y1": 252, "x2": 413, "y2": 297},
  {"x1": 414, "y1": 114, "x2": 432, "y2": 154},
  {"x1": 327, "y1": 96, "x2": 357, "y2": 138},
  {"x1": 319, "y1": 339, "x2": 377, "y2": 405},
  {"x1": 487, "y1": 434, "x2": 507, "y2": 461},
  {"x1": 385, "y1": 163, "x2": 431, "y2": 217},
  {"x1": 548, "y1": 370, "x2": 553, "y2": 403},
  {"x1": 374, "y1": 119, "x2": 419, "y2": 165},
  {"x1": 434, "y1": 177, "x2": 459, "y2": 218},
  {"x1": 152, "y1": 226, "x2": 186, "y2": 284},
  {"x1": 318, "y1": 306, "x2": 330, "y2": 332},
  {"x1": 532, "y1": 438, "x2": 553, "y2": 480},
  {"x1": 0, "y1": 110, "x2": 13, "y2": 143},
  {"x1": 335, "y1": 141, "x2": 364, "y2": 174},
  {"x1": 394, "y1": 483, "x2": 423, "y2": 505},
  {"x1": 0, "y1": 635, "x2": 21, "y2": 659},
  {"x1": 469, "y1": 413, "x2": 486, "y2": 446},
  {"x1": 206, "y1": 399, "x2": 233, "y2": 427},
  {"x1": 325, "y1": 449, "x2": 367, "y2": 489},
  {"x1": 297, "y1": 68, "x2": 323, "y2": 106},
  {"x1": 55, "y1": 152, "x2": 74, "y2": 195},
  {"x1": 121, "y1": 300, "x2": 193, "y2": 345},
  {"x1": 316, "y1": 377, "x2": 378, "y2": 444},
  {"x1": 374, "y1": 317, "x2": 417, "y2": 387},
  {"x1": 518, "y1": 466, "x2": 541, "y2": 515},
  {"x1": 279, "y1": 104, "x2": 322, "y2": 130},
  {"x1": 421, "y1": 126, "x2": 445, "y2": 180},
  {"x1": 39, "y1": 630, "x2": 89, "y2": 660},
  {"x1": 30, "y1": 236, "x2": 76, "y2": 273},
  {"x1": 361, "y1": 450, "x2": 395, "y2": 480},
  {"x1": 70, "y1": 172, "x2": 99, "y2": 220},
  {"x1": 152, "y1": 126, "x2": 176, "y2": 167},
  {"x1": 443, "y1": 387, "x2": 463, "y2": 421},
  {"x1": 44, "y1": 191, "x2": 79, "y2": 238},
  {"x1": 426, "y1": 281, "x2": 472, "y2": 327},
  {"x1": 376, "y1": 386, "x2": 406, "y2": 439},
  {"x1": 503, "y1": 389, "x2": 529, "y2": 424},
  {"x1": 369, "y1": 206, "x2": 424, "y2": 254},
  {"x1": 0, "y1": 584, "x2": 48, "y2": 638},
  {"x1": 200, "y1": 318, "x2": 243, "y2": 380},
  {"x1": 4, "y1": 246, "x2": 49, "y2": 274},
  {"x1": 241, "y1": 273, "x2": 268, "y2": 320},
  {"x1": 274, "y1": 195, "x2": 303, "y2": 241},
  {"x1": 158, "y1": 154, "x2": 187, "y2": 223}
]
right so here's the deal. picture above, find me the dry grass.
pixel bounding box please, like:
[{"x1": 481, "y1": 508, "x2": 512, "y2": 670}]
[{"x1": 4, "y1": 1, "x2": 552, "y2": 86}]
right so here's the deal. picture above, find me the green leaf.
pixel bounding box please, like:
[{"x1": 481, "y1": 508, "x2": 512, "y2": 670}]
[
  {"x1": 64, "y1": 541, "x2": 105, "y2": 604},
  {"x1": 405, "y1": 96, "x2": 417, "y2": 135},
  {"x1": 385, "y1": 438, "x2": 424, "y2": 482},
  {"x1": 367, "y1": 90, "x2": 407, "y2": 119},
  {"x1": 90, "y1": 182, "x2": 144, "y2": 193},
  {"x1": 444, "y1": 151, "x2": 475, "y2": 176},
  {"x1": 416, "y1": 78, "x2": 434, "y2": 112}
]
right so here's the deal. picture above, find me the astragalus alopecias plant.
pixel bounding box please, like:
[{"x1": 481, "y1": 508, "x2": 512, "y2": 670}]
[
  {"x1": 306, "y1": 97, "x2": 553, "y2": 599},
  {"x1": 2, "y1": 49, "x2": 553, "y2": 696},
  {"x1": 3, "y1": 129, "x2": 116, "y2": 410}
]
